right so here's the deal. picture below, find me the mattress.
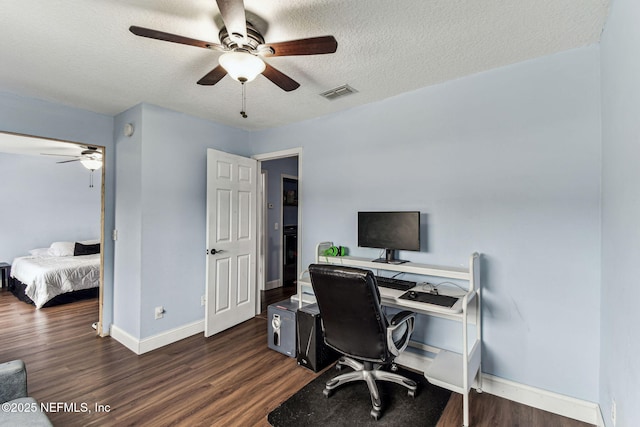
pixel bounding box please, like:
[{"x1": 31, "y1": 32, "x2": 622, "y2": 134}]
[{"x1": 10, "y1": 254, "x2": 100, "y2": 309}]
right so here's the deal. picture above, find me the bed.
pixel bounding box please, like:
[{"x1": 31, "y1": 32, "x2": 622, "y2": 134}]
[{"x1": 9, "y1": 241, "x2": 100, "y2": 308}]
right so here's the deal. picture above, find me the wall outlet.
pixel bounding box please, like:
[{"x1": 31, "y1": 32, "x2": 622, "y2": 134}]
[
  {"x1": 611, "y1": 399, "x2": 616, "y2": 426},
  {"x1": 154, "y1": 306, "x2": 165, "y2": 320},
  {"x1": 201, "y1": 295, "x2": 206, "y2": 306},
  {"x1": 112, "y1": 229, "x2": 118, "y2": 241}
]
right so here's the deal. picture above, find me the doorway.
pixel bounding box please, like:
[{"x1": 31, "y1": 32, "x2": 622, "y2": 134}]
[
  {"x1": 0, "y1": 131, "x2": 105, "y2": 331},
  {"x1": 282, "y1": 176, "x2": 298, "y2": 288},
  {"x1": 253, "y1": 148, "x2": 302, "y2": 312}
]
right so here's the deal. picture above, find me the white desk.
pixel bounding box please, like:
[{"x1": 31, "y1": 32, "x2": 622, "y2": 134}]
[
  {"x1": 298, "y1": 243, "x2": 482, "y2": 427},
  {"x1": 377, "y1": 285, "x2": 467, "y2": 315}
]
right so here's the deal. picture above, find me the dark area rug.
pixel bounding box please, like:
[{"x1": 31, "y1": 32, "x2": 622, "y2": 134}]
[{"x1": 268, "y1": 365, "x2": 451, "y2": 426}]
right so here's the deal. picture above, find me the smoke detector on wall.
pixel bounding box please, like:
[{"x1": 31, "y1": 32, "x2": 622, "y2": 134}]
[{"x1": 124, "y1": 123, "x2": 135, "y2": 137}]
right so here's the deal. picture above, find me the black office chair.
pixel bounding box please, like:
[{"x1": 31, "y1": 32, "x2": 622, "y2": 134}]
[{"x1": 308, "y1": 264, "x2": 418, "y2": 420}]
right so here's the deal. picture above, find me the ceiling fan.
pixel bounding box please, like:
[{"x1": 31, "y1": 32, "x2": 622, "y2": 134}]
[
  {"x1": 42, "y1": 146, "x2": 103, "y2": 169},
  {"x1": 129, "y1": 0, "x2": 338, "y2": 94}
]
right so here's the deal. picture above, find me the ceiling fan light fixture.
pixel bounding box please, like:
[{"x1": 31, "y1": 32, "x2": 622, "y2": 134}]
[
  {"x1": 218, "y1": 52, "x2": 265, "y2": 83},
  {"x1": 80, "y1": 158, "x2": 102, "y2": 171}
]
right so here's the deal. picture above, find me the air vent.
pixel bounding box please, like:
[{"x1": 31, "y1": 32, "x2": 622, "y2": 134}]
[{"x1": 320, "y1": 84, "x2": 358, "y2": 100}]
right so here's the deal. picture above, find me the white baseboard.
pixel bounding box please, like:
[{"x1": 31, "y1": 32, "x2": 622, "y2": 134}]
[
  {"x1": 265, "y1": 279, "x2": 281, "y2": 290},
  {"x1": 110, "y1": 320, "x2": 204, "y2": 355},
  {"x1": 481, "y1": 374, "x2": 601, "y2": 425},
  {"x1": 109, "y1": 324, "x2": 140, "y2": 354},
  {"x1": 596, "y1": 406, "x2": 606, "y2": 427},
  {"x1": 109, "y1": 323, "x2": 603, "y2": 425}
]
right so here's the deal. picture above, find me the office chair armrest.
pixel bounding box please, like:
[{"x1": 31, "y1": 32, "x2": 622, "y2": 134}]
[
  {"x1": 387, "y1": 311, "x2": 415, "y2": 356},
  {"x1": 389, "y1": 310, "x2": 415, "y2": 327}
]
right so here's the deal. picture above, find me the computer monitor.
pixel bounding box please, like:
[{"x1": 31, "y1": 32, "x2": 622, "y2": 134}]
[{"x1": 357, "y1": 211, "x2": 420, "y2": 264}]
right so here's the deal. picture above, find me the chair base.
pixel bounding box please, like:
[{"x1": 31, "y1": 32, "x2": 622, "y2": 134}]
[{"x1": 324, "y1": 357, "x2": 418, "y2": 420}]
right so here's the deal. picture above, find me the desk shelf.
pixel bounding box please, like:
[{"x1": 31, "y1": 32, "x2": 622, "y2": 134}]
[
  {"x1": 425, "y1": 344, "x2": 482, "y2": 395},
  {"x1": 316, "y1": 254, "x2": 471, "y2": 281},
  {"x1": 304, "y1": 242, "x2": 482, "y2": 427}
]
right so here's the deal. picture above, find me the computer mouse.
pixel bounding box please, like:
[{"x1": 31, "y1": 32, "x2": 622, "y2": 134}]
[{"x1": 407, "y1": 291, "x2": 418, "y2": 299}]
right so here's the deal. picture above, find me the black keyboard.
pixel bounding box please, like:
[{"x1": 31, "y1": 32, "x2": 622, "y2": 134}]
[
  {"x1": 375, "y1": 276, "x2": 416, "y2": 291},
  {"x1": 399, "y1": 290, "x2": 458, "y2": 308}
]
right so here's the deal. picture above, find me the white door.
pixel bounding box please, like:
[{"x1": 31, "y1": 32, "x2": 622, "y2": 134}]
[{"x1": 205, "y1": 148, "x2": 258, "y2": 337}]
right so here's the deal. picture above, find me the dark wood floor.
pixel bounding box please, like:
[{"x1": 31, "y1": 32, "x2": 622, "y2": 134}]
[
  {"x1": 0, "y1": 287, "x2": 593, "y2": 427},
  {"x1": 260, "y1": 284, "x2": 298, "y2": 313}
]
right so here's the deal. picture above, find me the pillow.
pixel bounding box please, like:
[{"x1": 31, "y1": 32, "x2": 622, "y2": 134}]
[
  {"x1": 28, "y1": 247, "x2": 54, "y2": 258},
  {"x1": 79, "y1": 239, "x2": 100, "y2": 245},
  {"x1": 73, "y1": 242, "x2": 100, "y2": 256},
  {"x1": 50, "y1": 241, "x2": 75, "y2": 257}
]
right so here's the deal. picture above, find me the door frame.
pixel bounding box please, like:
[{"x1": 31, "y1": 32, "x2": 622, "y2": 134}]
[
  {"x1": 258, "y1": 170, "x2": 268, "y2": 293},
  {"x1": 0, "y1": 131, "x2": 105, "y2": 334},
  {"x1": 252, "y1": 147, "x2": 302, "y2": 314}
]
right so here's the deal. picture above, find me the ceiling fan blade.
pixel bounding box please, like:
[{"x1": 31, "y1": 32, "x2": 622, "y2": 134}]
[
  {"x1": 197, "y1": 65, "x2": 228, "y2": 86},
  {"x1": 216, "y1": 0, "x2": 247, "y2": 44},
  {"x1": 41, "y1": 153, "x2": 80, "y2": 158},
  {"x1": 260, "y1": 36, "x2": 338, "y2": 57},
  {"x1": 57, "y1": 159, "x2": 81, "y2": 164},
  {"x1": 262, "y1": 63, "x2": 300, "y2": 92},
  {"x1": 129, "y1": 26, "x2": 225, "y2": 51}
]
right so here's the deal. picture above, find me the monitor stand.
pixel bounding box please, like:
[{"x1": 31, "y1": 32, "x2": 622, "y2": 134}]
[{"x1": 372, "y1": 249, "x2": 409, "y2": 265}]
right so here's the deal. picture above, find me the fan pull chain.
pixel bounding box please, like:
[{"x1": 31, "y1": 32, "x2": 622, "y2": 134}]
[
  {"x1": 240, "y1": 82, "x2": 248, "y2": 118},
  {"x1": 89, "y1": 170, "x2": 94, "y2": 188}
]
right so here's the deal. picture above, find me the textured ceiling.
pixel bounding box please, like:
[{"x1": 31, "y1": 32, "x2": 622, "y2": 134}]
[{"x1": 0, "y1": 0, "x2": 609, "y2": 133}]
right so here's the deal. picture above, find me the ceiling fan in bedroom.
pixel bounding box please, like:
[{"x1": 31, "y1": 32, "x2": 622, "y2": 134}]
[
  {"x1": 42, "y1": 146, "x2": 102, "y2": 170},
  {"x1": 129, "y1": 0, "x2": 338, "y2": 117},
  {"x1": 42, "y1": 146, "x2": 103, "y2": 187}
]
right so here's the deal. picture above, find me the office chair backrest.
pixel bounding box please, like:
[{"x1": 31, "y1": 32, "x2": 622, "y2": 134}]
[{"x1": 308, "y1": 264, "x2": 391, "y2": 363}]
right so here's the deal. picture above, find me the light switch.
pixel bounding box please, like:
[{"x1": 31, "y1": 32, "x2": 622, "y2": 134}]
[{"x1": 274, "y1": 222, "x2": 279, "y2": 230}]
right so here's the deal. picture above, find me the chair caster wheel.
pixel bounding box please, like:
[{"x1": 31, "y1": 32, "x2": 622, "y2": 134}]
[
  {"x1": 335, "y1": 363, "x2": 343, "y2": 371},
  {"x1": 408, "y1": 389, "x2": 417, "y2": 398},
  {"x1": 370, "y1": 408, "x2": 381, "y2": 420},
  {"x1": 323, "y1": 388, "x2": 333, "y2": 398}
]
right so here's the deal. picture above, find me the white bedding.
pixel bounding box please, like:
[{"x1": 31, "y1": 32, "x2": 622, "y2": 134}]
[{"x1": 10, "y1": 254, "x2": 100, "y2": 308}]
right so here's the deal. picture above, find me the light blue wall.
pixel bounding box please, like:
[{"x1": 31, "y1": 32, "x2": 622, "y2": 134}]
[
  {"x1": 0, "y1": 152, "x2": 101, "y2": 262},
  {"x1": 600, "y1": 0, "x2": 640, "y2": 425},
  {"x1": 0, "y1": 91, "x2": 115, "y2": 335},
  {"x1": 261, "y1": 157, "x2": 299, "y2": 283},
  {"x1": 112, "y1": 103, "x2": 251, "y2": 339},
  {"x1": 0, "y1": 40, "x2": 609, "y2": 407},
  {"x1": 113, "y1": 105, "x2": 143, "y2": 338},
  {"x1": 250, "y1": 46, "x2": 602, "y2": 401}
]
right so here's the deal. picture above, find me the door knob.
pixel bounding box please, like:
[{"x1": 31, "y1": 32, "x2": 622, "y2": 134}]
[{"x1": 209, "y1": 249, "x2": 223, "y2": 255}]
